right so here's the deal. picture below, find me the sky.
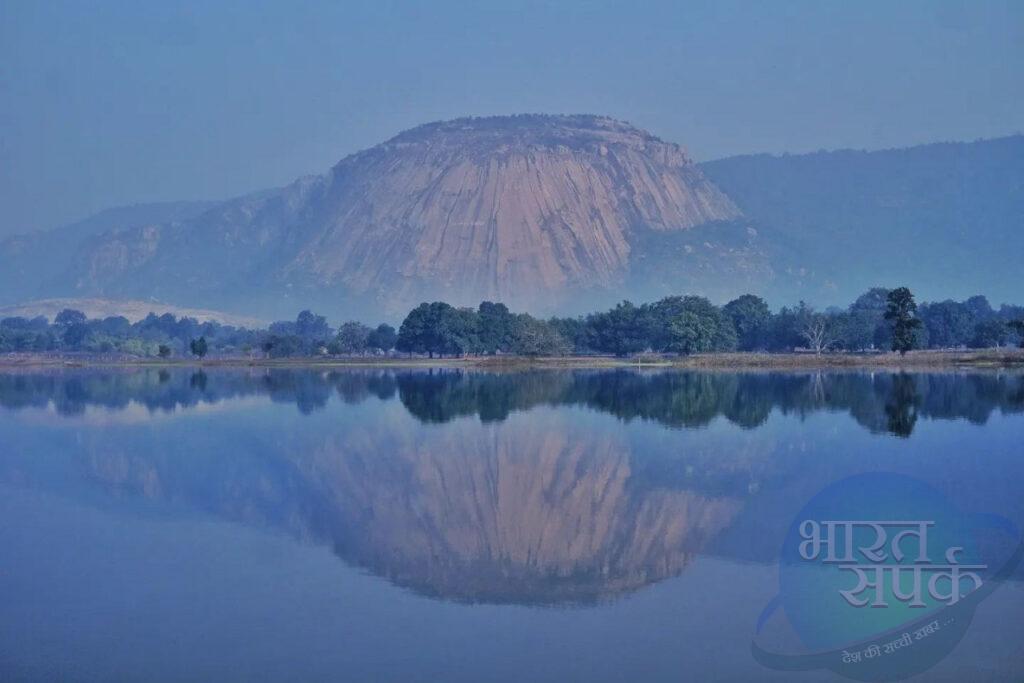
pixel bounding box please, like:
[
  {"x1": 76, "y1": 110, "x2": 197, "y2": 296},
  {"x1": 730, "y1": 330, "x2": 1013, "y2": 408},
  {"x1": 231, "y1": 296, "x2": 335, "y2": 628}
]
[{"x1": 1, "y1": 0, "x2": 1022, "y2": 237}]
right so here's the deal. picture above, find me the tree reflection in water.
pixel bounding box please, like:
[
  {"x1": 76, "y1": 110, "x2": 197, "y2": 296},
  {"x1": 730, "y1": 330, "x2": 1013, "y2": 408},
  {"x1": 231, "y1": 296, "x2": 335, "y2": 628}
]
[
  {"x1": 1, "y1": 367, "x2": 1022, "y2": 604},
  {"x1": 0, "y1": 367, "x2": 1019, "y2": 437}
]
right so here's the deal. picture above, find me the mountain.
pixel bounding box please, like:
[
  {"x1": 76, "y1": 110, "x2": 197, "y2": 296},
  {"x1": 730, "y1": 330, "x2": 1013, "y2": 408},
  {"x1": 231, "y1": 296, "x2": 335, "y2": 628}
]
[
  {"x1": 700, "y1": 135, "x2": 1024, "y2": 306},
  {"x1": 0, "y1": 200, "x2": 215, "y2": 306},
  {"x1": 0, "y1": 115, "x2": 766, "y2": 320},
  {"x1": 3, "y1": 121, "x2": 1021, "y2": 322}
]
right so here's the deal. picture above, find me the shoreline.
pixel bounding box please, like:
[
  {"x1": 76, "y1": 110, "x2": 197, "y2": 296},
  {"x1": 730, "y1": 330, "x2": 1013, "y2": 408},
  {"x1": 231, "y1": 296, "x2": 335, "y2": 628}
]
[{"x1": 2, "y1": 349, "x2": 1022, "y2": 371}]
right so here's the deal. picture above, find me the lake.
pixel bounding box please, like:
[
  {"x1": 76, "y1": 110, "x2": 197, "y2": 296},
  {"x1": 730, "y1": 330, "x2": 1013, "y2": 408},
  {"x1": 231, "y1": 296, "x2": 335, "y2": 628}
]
[{"x1": 1, "y1": 367, "x2": 1022, "y2": 682}]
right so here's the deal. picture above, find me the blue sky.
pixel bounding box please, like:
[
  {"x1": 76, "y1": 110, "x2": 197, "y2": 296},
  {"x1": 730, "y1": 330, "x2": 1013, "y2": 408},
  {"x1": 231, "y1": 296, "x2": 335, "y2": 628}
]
[{"x1": 1, "y1": 0, "x2": 1021, "y2": 235}]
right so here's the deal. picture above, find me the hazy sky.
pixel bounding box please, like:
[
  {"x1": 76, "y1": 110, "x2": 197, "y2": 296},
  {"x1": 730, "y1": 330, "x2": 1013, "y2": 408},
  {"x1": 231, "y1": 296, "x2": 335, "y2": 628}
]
[{"x1": 2, "y1": 0, "x2": 1021, "y2": 236}]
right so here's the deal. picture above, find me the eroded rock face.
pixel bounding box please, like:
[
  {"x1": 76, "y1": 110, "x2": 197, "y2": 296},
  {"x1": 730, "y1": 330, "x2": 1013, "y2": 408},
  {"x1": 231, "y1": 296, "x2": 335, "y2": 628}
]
[
  {"x1": 290, "y1": 116, "x2": 740, "y2": 303},
  {"x1": 60, "y1": 115, "x2": 747, "y2": 317}
]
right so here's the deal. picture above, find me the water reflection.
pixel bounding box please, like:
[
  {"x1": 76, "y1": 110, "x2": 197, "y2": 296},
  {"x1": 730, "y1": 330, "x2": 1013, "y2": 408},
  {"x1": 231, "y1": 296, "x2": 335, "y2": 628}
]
[
  {"x1": 1, "y1": 367, "x2": 1022, "y2": 609},
  {"x1": 2, "y1": 368, "x2": 1022, "y2": 683},
  {"x1": 5, "y1": 412, "x2": 749, "y2": 604},
  {"x1": 1, "y1": 367, "x2": 1021, "y2": 437}
]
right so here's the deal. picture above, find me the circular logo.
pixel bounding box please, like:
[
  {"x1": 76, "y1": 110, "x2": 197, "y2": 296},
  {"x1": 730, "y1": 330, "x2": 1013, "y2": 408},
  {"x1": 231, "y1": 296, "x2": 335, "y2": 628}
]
[{"x1": 752, "y1": 472, "x2": 1022, "y2": 681}]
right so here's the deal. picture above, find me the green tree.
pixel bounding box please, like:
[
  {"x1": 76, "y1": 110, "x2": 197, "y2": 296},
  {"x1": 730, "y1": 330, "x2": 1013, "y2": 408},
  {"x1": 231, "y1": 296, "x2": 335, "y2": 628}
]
[
  {"x1": 919, "y1": 300, "x2": 973, "y2": 349},
  {"x1": 765, "y1": 305, "x2": 804, "y2": 351},
  {"x1": 643, "y1": 297, "x2": 689, "y2": 351},
  {"x1": 331, "y1": 321, "x2": 371, "y2": 355},
  {"x1": 396, "y1": 303, "x2": 432, "y2": 356},
  {"x1": 366, "y1": 324, "x2": 397, "y2": 352},
  {"x1": 157, "y1": 344, "x2": 172, "y2": 358},
  {"x1": 54, "y1": 309, "x2": 87, "y2": 327},
  {"x1": 669, "y1": 311, "x2": 718, "y2": 354},
  {"x1": 723, "y1": 294, "x2": 770, "y2": 351},
  {"x1": 189, "y1": 336, "x2": 209, "y2": 359},
  {"x1": 477, "y1": 301, "x2": 515, "y2": 354},
  {"x1": 963, "y1": 295, "x2": 994, "y2": 322},
  {"x1": 1008, "y1": 320, "x2": 1024, "y2": 348},
  {"x1": 510, "y1": 315, "x2": 571, "y2": 356},
  {"x1": 585, "y1": 301, "x2": 648, "y2": 356},
  {"x1": 295, "y1": 310, "x2": 332, "y2": 341},
  {"x1": 843, "y1": 288, "x2": 891, "y2": 350},
  {"x1": 547, "y1": 316, "x2": 588, "y2": 354},
  {"x1": 453, "y1": 307, "x2": 482, "y2": 355},
  {"x1": 884, "y1": 287, "x2": 923, "y2": 355},
  {"x1": 261, "y1": 335, "x2": 303, "y2": 358},
  {"x1": 969, "y1": 319, "x2": 1009, "y2": 348},
  {"x1": 62, "y1": 322, "x2": 90, "y2": 348},
  {"x1": 396, "y1": 302, "x2": 477, "y2": 357},
  {"x1": 666, "y1": 297, "x2": 737, "y2": 354}
]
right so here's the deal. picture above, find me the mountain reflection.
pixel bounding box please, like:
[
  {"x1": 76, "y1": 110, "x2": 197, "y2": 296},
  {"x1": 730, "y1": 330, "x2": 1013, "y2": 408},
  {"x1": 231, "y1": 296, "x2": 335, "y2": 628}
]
[
  {"x1": 2, "y1": 367, "x2": 1022, "y2": 605},
  {"x1": 1, "y1": 367, "x2": 1021, "y2": 437},
  {"x1": 54, "y1": 417, "x2": 746, "y2": 604}
]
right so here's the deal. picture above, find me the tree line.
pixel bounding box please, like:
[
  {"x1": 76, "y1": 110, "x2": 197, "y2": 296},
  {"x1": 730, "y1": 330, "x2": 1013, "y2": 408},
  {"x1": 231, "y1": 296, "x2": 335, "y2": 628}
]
[
  {"x1": 0, "y1": 309, "x2": 398, "y2": 359},
  {"x1": 393, "y1": 288, "x2": 1024, "y2": 357},
  {"x1": 1, "y1": 287, "x2": 1022, "y2": 358}
]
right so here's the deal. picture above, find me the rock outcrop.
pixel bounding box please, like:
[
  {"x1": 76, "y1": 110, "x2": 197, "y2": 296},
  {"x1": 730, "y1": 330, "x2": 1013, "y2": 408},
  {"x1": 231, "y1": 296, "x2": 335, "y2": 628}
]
[{"x1": 54, "y1": 115, "x2": 754, "y2": 317}]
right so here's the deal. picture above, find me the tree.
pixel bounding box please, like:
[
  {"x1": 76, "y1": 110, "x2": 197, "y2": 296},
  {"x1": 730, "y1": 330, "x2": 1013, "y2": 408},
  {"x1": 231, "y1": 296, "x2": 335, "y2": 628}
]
[
  {"x1": 189, "y1": 336, "x2": 209, "y2": 359},
  {"x1": 963, "y1": 295, "x2": 994, "y2": 322},
  {"x1": 766, "y1": 305, "x2": 804, "y2": 351},
  {"x1": 800, "y1": 313, "x2": 837, "y2": 355},
  {"x1": 477, "y1": 301, "x2": 515, "y2": 354},
  {"x1": 970, "y1": 319, "x2": 1009, "y2": 348},
  {"x1": 397, "y1": 304, "x2": 431, "y2": 356},
  {"x1": 884, "y1": 287, "x2": 923, "y2": 355},
  {"x1": 452, "y1": 307, "x2": 482, "y2": 355},
  {"x1": 723, "y1": 294, "x2": 770, "y2": 351},
  {"x1": 585, "y1": 301, "x2": 648, "y2": 356},
  {"x1": 98, "y1": 316, "x2": 132, "y2": 337},
  {"x1": 666, "y1": 298, "x2": 737, "y2": 355},
  {"x1": 295, "y1": 310, "x2": 332, "y2": 341},
  {"x1": 919, "y1": 300, "x2": 973, "y2": 349},
  {"x1": 366, "y1": 324, "x2": 397, "y2": 352},
  {"x1": 1, "y1": 316, "x2": 48, "y2": 332},
  {"x1": 396, "y1": 302, "x2": 476, "y2": 357},
  {"x1": 510, "y1": 315, "x2": 571, "y2": 356},
  {"x1": 1008, "y1": 320, "x2": 1024, "y2": 348},
  {"x1": 158, "y1": 344, "x2": 172, "y2": 358},
  {"x1": 54, "y1": 309, "x2": 87, "y2": 327},
  {"x1": 62, "y1": 322, "x2": 90, "y2": 348},
  {"x1": 270, "y1": 311, "x2": 332, "y2": 353},
  {"x1": 331, "y1": 321, "x2": 371, "y2": 355},
  {"x1": 643, "y1": 297, "x2": 688, "y2": 351},
  {"x1": 669, "y1": 311, "x2": 718, "y2": 354},
  {"x1": 844, "y1": 288, "x2": 891, "y2": 350},
  {"x1": 547, "y1": 316, "x2": 588, "y2": 354}
]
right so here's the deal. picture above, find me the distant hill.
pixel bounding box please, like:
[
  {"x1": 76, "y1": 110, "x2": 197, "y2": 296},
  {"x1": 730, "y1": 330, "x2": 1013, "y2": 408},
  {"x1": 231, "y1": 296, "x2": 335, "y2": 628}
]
[
  {"x1": 0, "y1": 116, "x2": 770, "y2": 321},
  {"x1": 700, "y1": 135, "x2": 1024, "y2": 306},
  {"x1": 0, "y1": 115, "x2": 768, "y2": 320},
  {"x1": 0, "y1": 298, "x2": 265, "y2": 328},
  {"x1": 0, "y1": 200, "x2": 215, "y2": 306},
  {"x1": 1, "y1": 120, "x2": 1020, "y2": 321}
]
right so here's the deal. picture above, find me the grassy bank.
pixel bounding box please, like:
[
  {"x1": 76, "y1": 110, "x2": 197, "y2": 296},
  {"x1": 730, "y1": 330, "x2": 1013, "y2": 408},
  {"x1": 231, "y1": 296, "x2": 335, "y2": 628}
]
[{"x1": 3, "y1": 349, "x2": 1023, "y2": 370}]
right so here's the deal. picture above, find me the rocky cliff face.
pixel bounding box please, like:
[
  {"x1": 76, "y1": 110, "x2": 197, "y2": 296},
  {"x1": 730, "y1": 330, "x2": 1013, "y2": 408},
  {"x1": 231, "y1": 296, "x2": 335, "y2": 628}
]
[
  {"x1": 54, "y1": 115, "x2": 757, "y2": 318},
  {"x1": 291, "y1": 116, "x2": 741, "y2": 302}
]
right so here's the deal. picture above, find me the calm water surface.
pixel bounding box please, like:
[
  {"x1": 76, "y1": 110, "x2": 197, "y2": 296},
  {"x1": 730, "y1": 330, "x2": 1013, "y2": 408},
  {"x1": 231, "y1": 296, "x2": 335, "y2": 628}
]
[{"x1": 1, "y1": 368, "x2": 1022, "y2": 681}]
